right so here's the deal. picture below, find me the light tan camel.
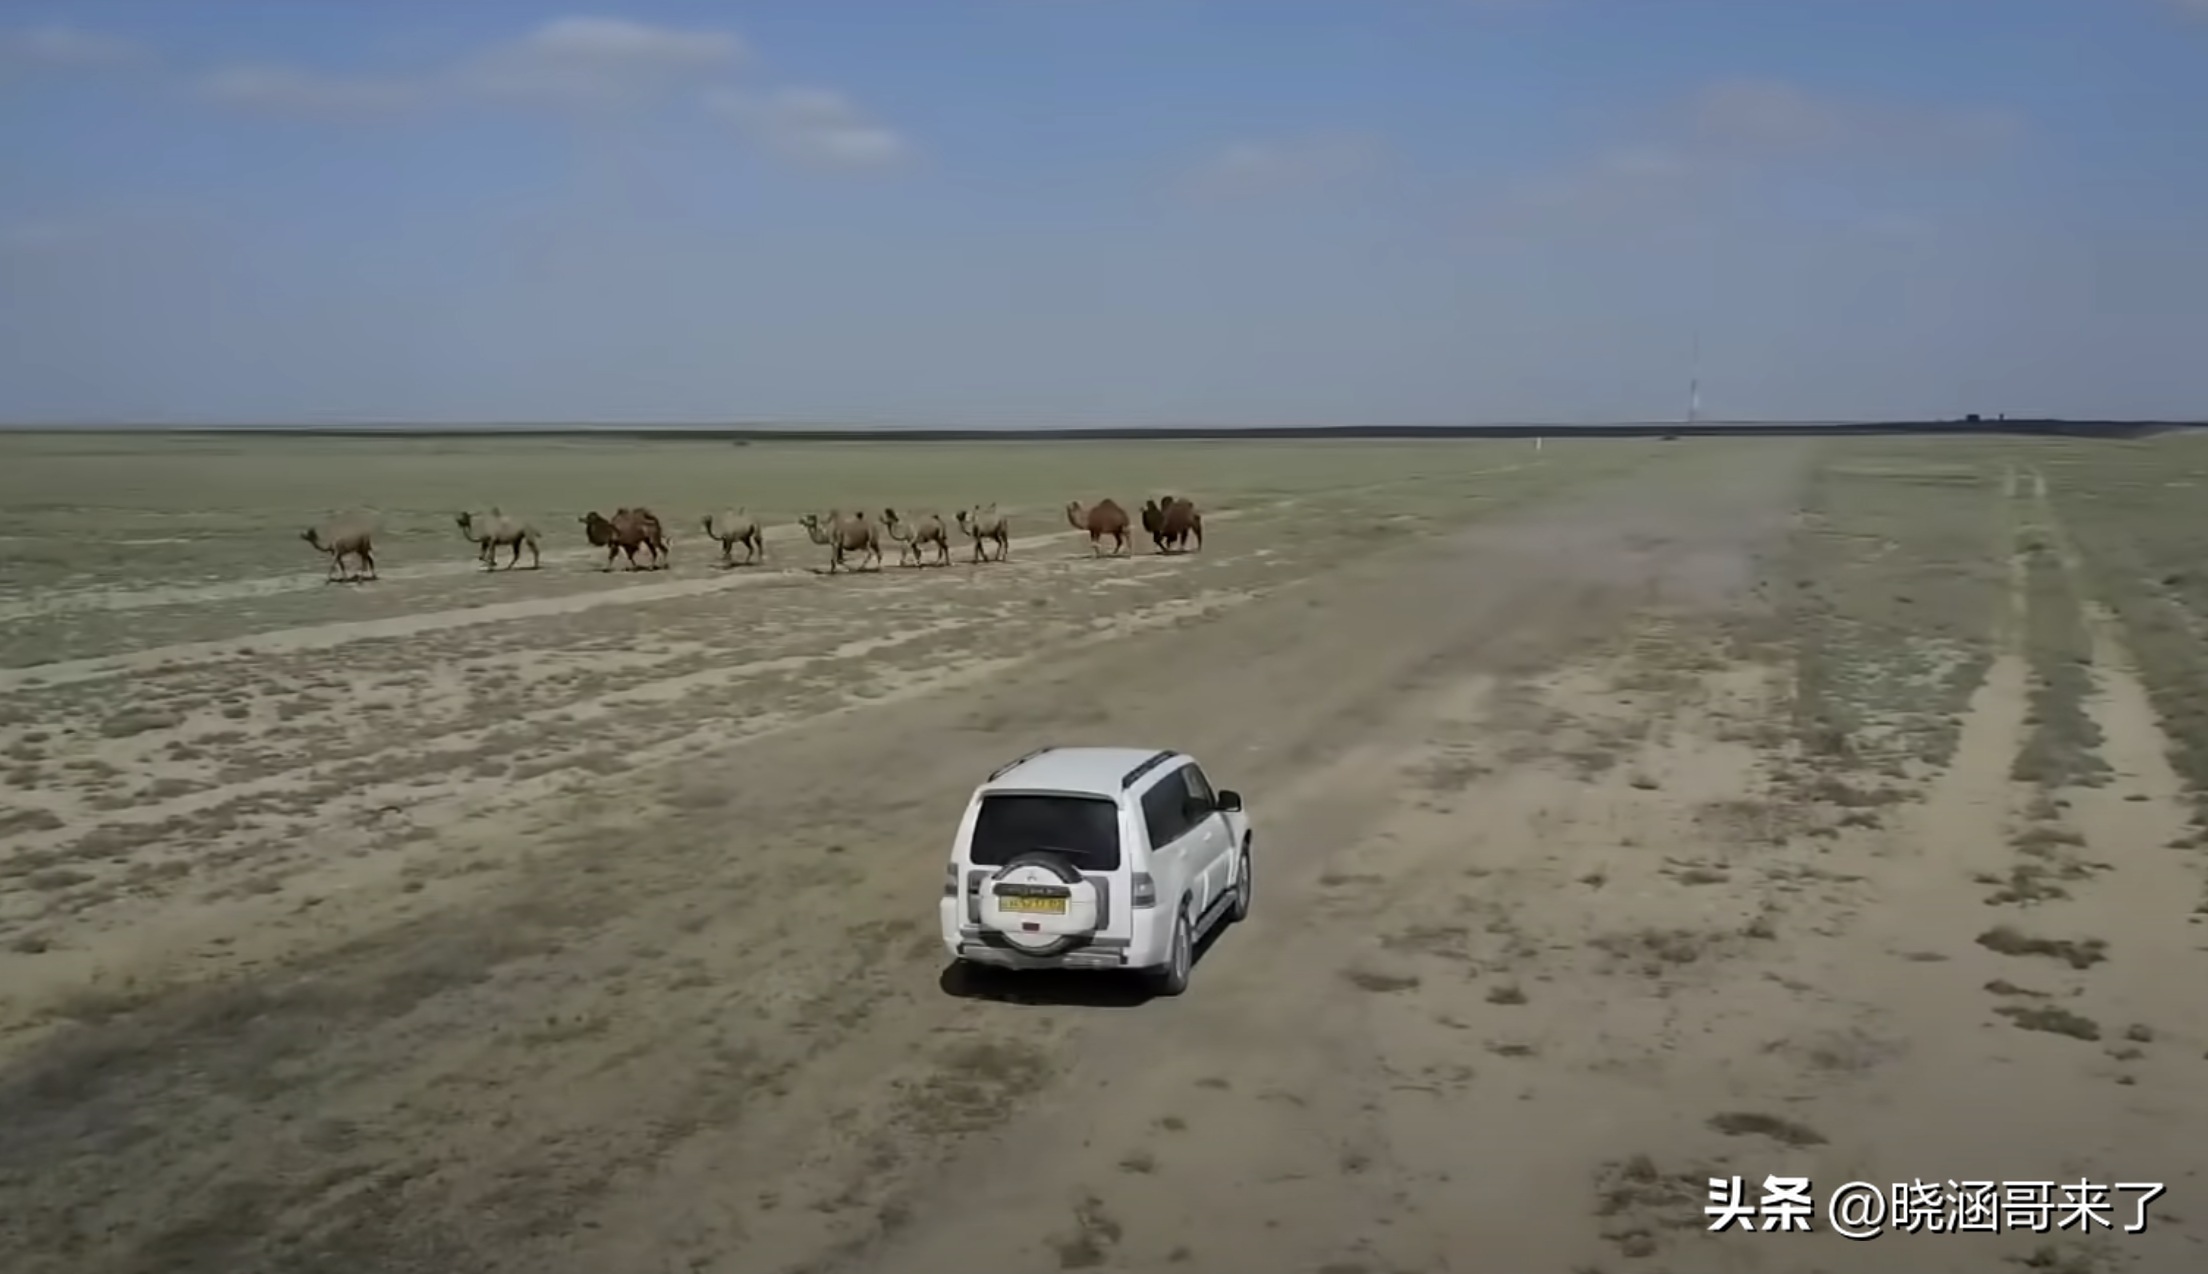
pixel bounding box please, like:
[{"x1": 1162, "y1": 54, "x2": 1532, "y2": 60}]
[
  {"x1": 1065, "y1": 498, "x2": 1131, "y2": 557},
  {"x1": 580, "y1": 508, "x2": 666, "y2": 571},
  {"x1": 881, "y1": 508, "x2": 952, "y2": 567},
  {"x1": 455, "y1": 509, "x2": 541, "y2": 570},
  {"x1": 1140, "y1": 495, "x2": 1204, "y2": 554},
  {"x1": 955, "y1": 504, "x2": 1010, "y2": 564},
  {"x1": 301, "y1": 524, "x2": 376, "y2": 582},
  {"x1": 700, "y1": 509, "x2": 765, "y2": 567},
  {"x1": 797, "y1": 510, "x2": 882, "y2": 574}
]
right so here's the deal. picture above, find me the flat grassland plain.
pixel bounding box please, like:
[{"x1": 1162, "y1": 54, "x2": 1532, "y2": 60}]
[{"x1": 1, "y1": 430, "x2": 2205, "y2": 1274}]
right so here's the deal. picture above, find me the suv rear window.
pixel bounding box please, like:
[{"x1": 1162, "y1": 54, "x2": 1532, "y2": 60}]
[{"x1": 969, "y1": 794, "x2": 1122, "y2": 871}]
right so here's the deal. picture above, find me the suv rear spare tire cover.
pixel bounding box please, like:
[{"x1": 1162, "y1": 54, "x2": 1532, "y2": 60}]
[{"x1": 981, "y1": 851, "x2": 1102, "y2": 954}]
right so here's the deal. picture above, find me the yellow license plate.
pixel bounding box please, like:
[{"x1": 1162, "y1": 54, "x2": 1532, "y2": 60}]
[{"x1": 1000, "y1": 895, "x2": 1068, "y2": 915}]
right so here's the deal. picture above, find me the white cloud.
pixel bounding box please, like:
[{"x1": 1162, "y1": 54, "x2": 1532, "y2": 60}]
[
  {"x1": 1683, "y1": 78, "x2": 2018, "y2": 162},
  {"x1": 196, "y1": 65, "x2": 430, "y2": 118},
  {"x1": 706, "y1": 87, "x2": 912, "y2": 170},
  {"x1": 458, "y1": 16, "x2": 745, "y2": 109},
  {"x1": 183, "y1": 16, "x2": 908, "y2": 165},
  {"x1": 1190, "y1": 129, "x2": 1382, "y2": 200},
  {"x1": 193, "y1": 16, "x2": 747, "y2": 118},
  {"x1": 1485, "y1": 78, "x2": 2017, "y2": 230},
  {"x1": 0, "y1": 23, "x2": 143, "y2": 70}
]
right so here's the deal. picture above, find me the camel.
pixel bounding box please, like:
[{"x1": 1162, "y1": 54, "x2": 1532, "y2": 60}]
[
  {"x1": 700, "y1": 509, "x2": 765, "y2": 567},
  {"x1": 881, "y1": 507, "x2": 952, "y2": 568},
  {"x1": 455, "y1": 508, "x2": 541, "y2": 571},
  {"x1": 797, "y1": 509, "x2": 882, "y2": 574},
  {"x1": 955, "y1": 504, "x2": 1010, "y2": 564},
  {"x1": 1065, "y1": 498, "x2": 1131, "y2": 557},
  {"x1": 622, "y1": 506, "x2": 670, "y2": 567},
  {"x1": 580, "y1": 508, "x2": 667, "y2": 571},
  {"x1": 301, "y1": 524, "x2": 376, "y2": 582},
  {"x1": 1141, "y1": 495, "x2": 1204, "y2": 554}
]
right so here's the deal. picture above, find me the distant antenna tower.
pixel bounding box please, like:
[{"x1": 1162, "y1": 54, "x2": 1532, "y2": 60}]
[{"x1": 1686, "y1": 330, "x2": 1703, "y2": 425}]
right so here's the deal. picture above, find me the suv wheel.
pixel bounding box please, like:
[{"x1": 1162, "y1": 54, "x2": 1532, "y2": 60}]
[
  {"x1": 1228, "y1": 842, "x2": 1253, "y2": 923},
  {"x1": 1150, "y1": 911, "x2": 1193, "y2": 997}
]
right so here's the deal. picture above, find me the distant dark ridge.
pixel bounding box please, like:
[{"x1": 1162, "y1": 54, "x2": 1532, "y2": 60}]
[{"x1": 9, "y1": 419, "x2": 2202, "y2": 442}]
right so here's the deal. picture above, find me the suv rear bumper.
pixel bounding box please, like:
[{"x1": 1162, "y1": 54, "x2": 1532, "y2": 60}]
[
  {"x1": 941, "y1": 899, "x2": 1164, "y2": 970},
  {"x1": 954, "y1": 937, "x2": 1130, "y2": 970}
]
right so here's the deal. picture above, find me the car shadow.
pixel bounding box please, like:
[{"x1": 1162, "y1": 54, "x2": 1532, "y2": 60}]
[{"x1": 936, "y1": 924, "x2": 1232, "y2": 1008}]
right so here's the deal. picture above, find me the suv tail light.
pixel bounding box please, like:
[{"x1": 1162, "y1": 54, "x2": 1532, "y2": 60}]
[
  {"x1": 1130, "y1": 871, "x2": 1158, "y2": 909},
  {"x1": 943, "y1": 863, "x2": 959, "y2": 897}
]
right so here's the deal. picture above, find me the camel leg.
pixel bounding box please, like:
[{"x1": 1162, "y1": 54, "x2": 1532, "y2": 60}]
[{"x1": 360, "y1": 549, "x2": 378, "y2": 580}]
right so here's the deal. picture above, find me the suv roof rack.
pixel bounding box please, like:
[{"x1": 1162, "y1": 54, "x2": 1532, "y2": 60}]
[
  {"x1": 1119, "y1": 749, "x2": 1178, "y2": 791},
  {"x1": 987, "y1": 745, "x2": 1057, "y2": 782}
]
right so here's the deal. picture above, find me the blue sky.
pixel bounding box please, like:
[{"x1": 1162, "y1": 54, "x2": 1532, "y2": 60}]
[{"x1": 1, "y1": 0, "x2": 2202, "y2": 426}]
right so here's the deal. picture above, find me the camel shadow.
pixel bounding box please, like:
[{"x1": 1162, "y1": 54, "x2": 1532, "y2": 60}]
[{"x1": 936, "y1": 926, "x2": 1228, "y2": 1009}]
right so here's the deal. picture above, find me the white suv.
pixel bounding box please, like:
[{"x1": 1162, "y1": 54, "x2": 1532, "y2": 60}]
[{"x1": 940, "y1": 746, "x2": 1254, "y2": 996}]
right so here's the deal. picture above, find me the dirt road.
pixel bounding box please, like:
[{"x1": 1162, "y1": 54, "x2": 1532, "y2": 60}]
[{"x1": 1, "y1": 439, "x2": 2199, "y2": 1274}]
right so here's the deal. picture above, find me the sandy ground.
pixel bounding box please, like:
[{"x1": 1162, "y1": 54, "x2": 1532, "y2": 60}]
[{"x1": 0, "y1": 436, "x2": 2201, "y2": 1274}]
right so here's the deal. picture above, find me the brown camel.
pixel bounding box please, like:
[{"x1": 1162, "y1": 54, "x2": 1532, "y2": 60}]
[
  {"x1": 301, "y1": 524, "x2": 376, "y2": 582},
  {"x1": 455, "y1": 508, "x2": 541, "y2": 570},
  {"x1": 580, "y1": 508, "x2": 666, "y2": 571},
  {"x1": 797, "y1": 510, "x2": 883, "y2": 574},
  {"x1": 881, "y1": 508, "x2": 952, "y2": 567},
  {"x1": 620, "y1": 506, "x2": 670, "y2": 567},
  {"x1": 1141, "y1": 495, "x2": 1204, "y2": 554},
  {"x1": 700, "y1": 508, "x2": 764, "y2": 567},
  {"x1": 1065, "y1": 498, "x2": 1131, "y2": 557},
  {"x1": 955, "y1": 504, "x2": 1010, "y2": 564}
]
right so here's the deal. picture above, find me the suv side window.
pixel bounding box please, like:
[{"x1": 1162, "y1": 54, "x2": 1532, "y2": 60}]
[
  {"x1": 1141, "y1": 772, "x2": 1192, "y2": 849},
  {"x1": 1179, "y1": 765, "x2": 1217, "y2": 823}
]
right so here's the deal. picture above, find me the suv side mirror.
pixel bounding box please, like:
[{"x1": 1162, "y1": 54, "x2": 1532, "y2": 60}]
[{"x1": 1216, "y1": 789, "x2": 1243, "y2": 813}]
